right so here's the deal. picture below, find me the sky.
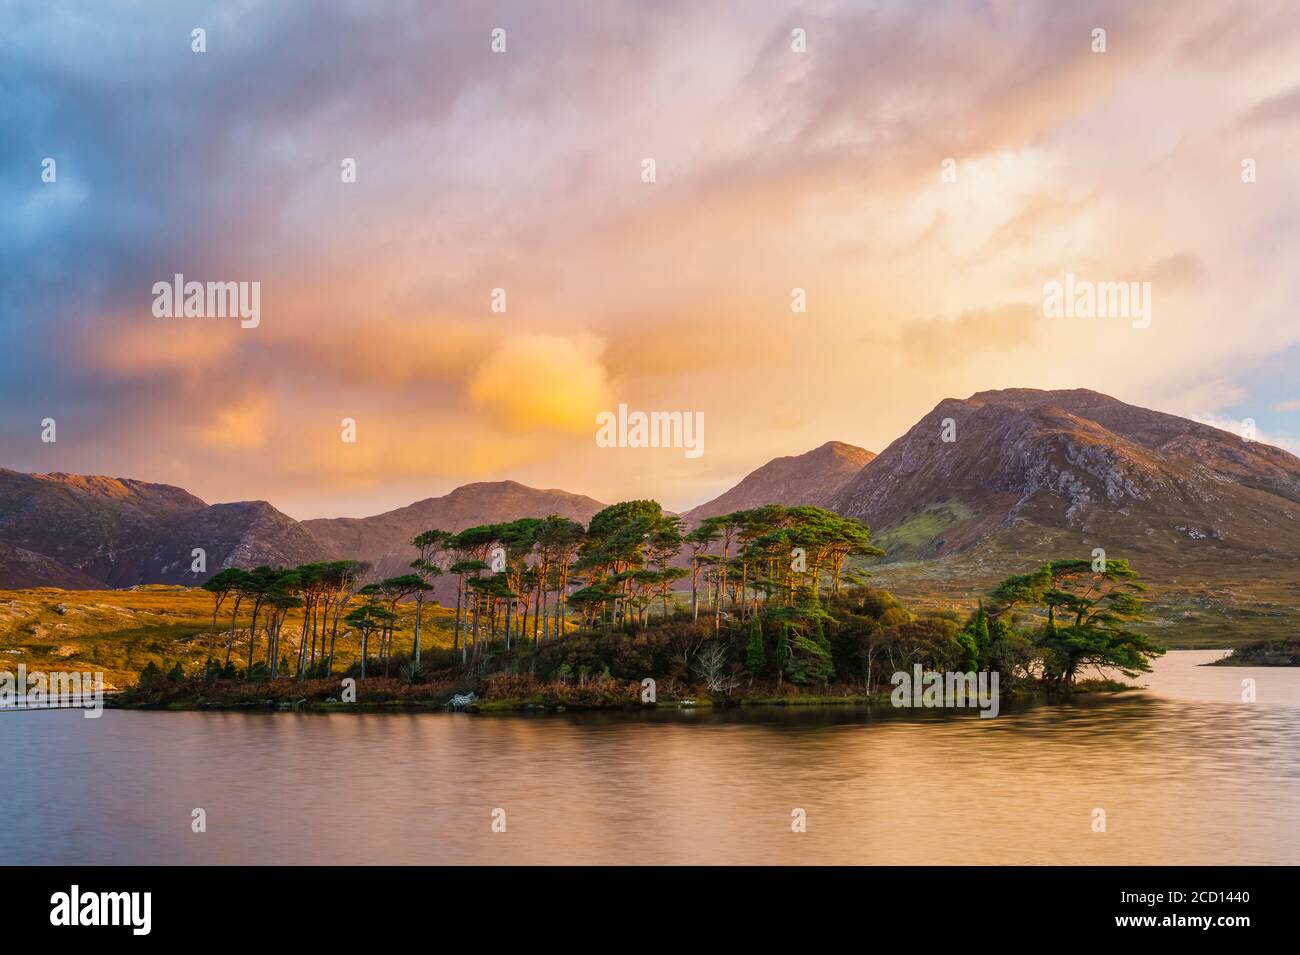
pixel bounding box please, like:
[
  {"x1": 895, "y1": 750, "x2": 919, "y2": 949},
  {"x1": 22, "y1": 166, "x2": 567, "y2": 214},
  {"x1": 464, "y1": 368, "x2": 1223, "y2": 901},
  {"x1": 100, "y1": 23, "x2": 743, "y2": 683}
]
[{"x1": 2, "y1": 0, "x2": 1299, "y2": 520}]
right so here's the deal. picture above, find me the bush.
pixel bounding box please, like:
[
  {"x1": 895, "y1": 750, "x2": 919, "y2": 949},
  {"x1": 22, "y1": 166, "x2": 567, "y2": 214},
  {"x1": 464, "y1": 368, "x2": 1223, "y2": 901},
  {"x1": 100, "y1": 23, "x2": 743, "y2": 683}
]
[
  {"x1": 872, "y1": 618, "x2": 963, "y2": 674},
  {"x1": 246, "y1": 661, "x2": 271, "y2": 683},
  {"x1": 533, "y1": 620, "x2": 711, "y2": 683},
  {"x1": 786, "y1": 634, "x2": 834, "y2": 686},
  {"x1": 137, "y1": 661, "x2": 164, "y2": 688},
  {"x1": 481, "y1": 672, "x2": 640, "y2": 707},
  {"x1": 745, "y1": 617, "x2": 765, "y2": 673}
]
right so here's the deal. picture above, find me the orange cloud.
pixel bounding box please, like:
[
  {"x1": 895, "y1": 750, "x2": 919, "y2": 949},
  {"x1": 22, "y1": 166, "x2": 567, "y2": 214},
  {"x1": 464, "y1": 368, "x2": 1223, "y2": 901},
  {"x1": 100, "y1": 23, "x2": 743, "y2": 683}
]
[
  {"x1": 191, "y1": 396, "x2": 271, "y2": 451},
  {"x1": 469, "y1": 332, "x2": 613, "y2": 434}
]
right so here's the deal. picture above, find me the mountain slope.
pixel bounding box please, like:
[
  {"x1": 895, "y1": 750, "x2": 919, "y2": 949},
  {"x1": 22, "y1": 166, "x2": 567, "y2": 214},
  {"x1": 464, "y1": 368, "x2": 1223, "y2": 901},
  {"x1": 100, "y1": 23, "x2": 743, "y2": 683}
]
[
  {"x1": 831, "y1": 388, "x2": 1300, "y2": 565},
  {"x1": 0, "y1": 541, "x2": 106, "y2": 589},
  {"x1": 6, "y1": 390, "x2": 1298, "y2": 601},
  {"x1": 0, "y1": 470, "x2": 329, "y2": 588},
  {"x1": 0, "y1": 470, "x2": 208, "y2": 585},
  {"x1": 682, "y1": 442, "x2": 875, "y2": 523},
  {"x1": 303, "y1": 480, "x2": 606, "y2": 581},
  {"x1": 0, "y1": 471, "x2": 607, "y2": 590},
  {"x1": 122, "y1": 501, "x2": 330, "y2": 586}
]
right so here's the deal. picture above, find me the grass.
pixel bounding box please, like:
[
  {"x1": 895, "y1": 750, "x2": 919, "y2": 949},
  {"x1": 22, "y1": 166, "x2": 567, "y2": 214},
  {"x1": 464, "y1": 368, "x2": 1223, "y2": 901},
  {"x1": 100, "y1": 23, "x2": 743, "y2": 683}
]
[
  {"x1": 5, "y1": 550, "x2": 1297, "y2": 695},
  {"x1": 0, "y1": 585, "x2": 460, "y2": 690},
  {"x1": 864, "y1": 533, "x2": 1300, "y2": 650},
  {"x1": 1207, "y1": 637, "x2": 1300, "y2": 666},
  {"x1": 874, "y1": 501, "x2": 975, "y2": 556}
]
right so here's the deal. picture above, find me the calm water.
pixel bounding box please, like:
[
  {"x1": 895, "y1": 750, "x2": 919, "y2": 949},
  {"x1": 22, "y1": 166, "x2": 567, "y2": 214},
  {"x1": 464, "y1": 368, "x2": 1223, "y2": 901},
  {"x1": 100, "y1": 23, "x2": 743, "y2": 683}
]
[{"x1": 3, "y1": 650, "x2": 1298, "y2": 865}]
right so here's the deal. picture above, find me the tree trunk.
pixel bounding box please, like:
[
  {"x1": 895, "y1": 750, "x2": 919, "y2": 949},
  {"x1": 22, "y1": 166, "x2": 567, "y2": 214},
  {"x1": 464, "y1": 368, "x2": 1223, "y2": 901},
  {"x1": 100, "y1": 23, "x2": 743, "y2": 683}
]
[
  {"x1": 296, "y1": 597, "x2": 312, "y2": 677},
  {"x1": 453, "y1": 579, "x2": 463, "y2": 659},
  {"x1": 470, "y1": 590, "x2": 479, "y2": 663},
  {"x1": 504, "y1": 595, "x2": 513, "y2": 652},
  {"x1": 327, "y1": 608, "x2": 340, "y2": 676},
  {"x1": 207, "y1": 602, "x2": 221, "y2": 663},
  {"x1": 413, "y1": 594, "x2": 423, "y2": 666},
  {"x1": 691, "y1": 560, "x2": 698, "y2": 622},
  {"x1": 247, "y1": 605, "x2": 261, "y2": 673},
  {"x1": 224, "y1": 598, "x2": 242, "y2": 667}
]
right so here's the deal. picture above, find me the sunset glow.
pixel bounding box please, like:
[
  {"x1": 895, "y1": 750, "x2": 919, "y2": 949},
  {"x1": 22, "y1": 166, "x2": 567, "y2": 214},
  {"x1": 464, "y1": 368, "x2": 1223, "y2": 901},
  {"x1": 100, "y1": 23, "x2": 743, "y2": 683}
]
[{"x1": 3, "y1": 1, "x2": 1298, "y2": 519}]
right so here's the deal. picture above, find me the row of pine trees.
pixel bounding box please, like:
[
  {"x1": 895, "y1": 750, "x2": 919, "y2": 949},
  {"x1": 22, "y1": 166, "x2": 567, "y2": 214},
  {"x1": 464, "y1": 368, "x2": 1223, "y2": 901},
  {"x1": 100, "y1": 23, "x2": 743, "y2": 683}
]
[{"x1": 200, "y1": 501, "x2": 884, "y2": 680}]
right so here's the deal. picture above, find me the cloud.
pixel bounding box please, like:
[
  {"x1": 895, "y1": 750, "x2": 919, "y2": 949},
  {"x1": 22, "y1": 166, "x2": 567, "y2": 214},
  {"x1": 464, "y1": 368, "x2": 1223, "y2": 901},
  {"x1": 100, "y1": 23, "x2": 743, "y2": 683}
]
[
  {"x1": 3, "y1": 1, "x2": 1300, "y2": 517},
  {"x1": 901, "y1": 305, "x2": 1042, "y2": 366},
  {"x1": 1163, "y1": 381, "x2": 1251, "y2": 418},
  {"x1": 191, "y1": 396, "x2": 270, "y2": 451},
  {"x1": 1190, "y1": 413, "x2": 1300, "y2": 457},
  {"x1": 469, "y1": 332, "x2": 612, "y2": 434},
  {"x1": 94, "y1": 320, "x2": 242, "y2": 382},
  {"x1": 1146, "y1": 253, "x2": 1206, "y2": 286},
  {"x1": 1238, "y1": 85, "x2": 1300, "y2": 128}
]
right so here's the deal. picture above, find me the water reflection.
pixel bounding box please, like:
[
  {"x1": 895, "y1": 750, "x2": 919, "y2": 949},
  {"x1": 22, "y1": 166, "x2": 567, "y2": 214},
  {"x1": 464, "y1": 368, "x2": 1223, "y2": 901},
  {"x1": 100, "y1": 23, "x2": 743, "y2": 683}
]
[{"x1": 2, "y1": 651, "x2": 1296, "y2": 864}]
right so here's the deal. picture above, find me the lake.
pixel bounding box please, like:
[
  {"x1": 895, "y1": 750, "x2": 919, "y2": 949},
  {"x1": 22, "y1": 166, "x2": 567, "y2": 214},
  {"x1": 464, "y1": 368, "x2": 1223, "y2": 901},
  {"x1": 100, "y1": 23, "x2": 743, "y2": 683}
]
[{"x1": 3, "y1": 650, "x2": 1298, "y2": 864}]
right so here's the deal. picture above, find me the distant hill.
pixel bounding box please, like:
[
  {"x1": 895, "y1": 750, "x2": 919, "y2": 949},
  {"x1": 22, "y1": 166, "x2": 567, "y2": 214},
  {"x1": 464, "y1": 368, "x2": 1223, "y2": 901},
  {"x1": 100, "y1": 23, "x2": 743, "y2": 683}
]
[
  {"x1": 0, "y1": 471, "x2": 606, "y2": 590},
  {"x1": 5, "y1": 389, "x2": 1299, "y2": 603},
  {"x1": 0, "y1": 470, "x2": 208, "y2": 586},
  {"x1": 0, "y1": 541, "x2": 105, "y2": 589},
  {"x1": 302, "y1": 481, "x2": 606, "y2": 582},
  {"x1": 682, "y1": 441, "x2": 875, "y2": 524},
  {"x1": 128, "y1": 501, "x2": 329, "y2": 586},
  {"x1": 831, "y1": 388, "x2": 1300, "y2": 566},
  {"x1": 0, "y1": 470, "x2": 329, "y2": 588}
]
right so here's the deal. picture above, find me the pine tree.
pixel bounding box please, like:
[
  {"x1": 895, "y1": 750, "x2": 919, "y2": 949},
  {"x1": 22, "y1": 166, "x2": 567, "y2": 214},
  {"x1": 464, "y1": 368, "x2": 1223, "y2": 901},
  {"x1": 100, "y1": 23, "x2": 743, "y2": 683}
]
[
  {"x1": 775, "y1": 621, "x2": 790, "y2": 688},
  {"x1": 745, "y1": 616, "x2": 765, "y2": 673},
  {"x1": 973, "y1": 600, "x2": 991, "y2": 666},
  {"x1": 786, "y1": 635, "x2": 834, "y2": 686}
]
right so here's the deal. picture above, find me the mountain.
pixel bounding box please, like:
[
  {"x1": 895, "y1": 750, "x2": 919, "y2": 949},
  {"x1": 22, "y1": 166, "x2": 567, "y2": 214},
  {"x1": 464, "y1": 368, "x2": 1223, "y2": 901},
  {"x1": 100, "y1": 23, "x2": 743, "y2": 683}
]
[
  {"x1": 0, "y1": 471, "x2": 607, "y2": 591},
  {"x1": 0, "y1": 470, "x2": 208, "y2": 586},
  {"x1": 682, "y1": 442, "x2": 875, "y2": 523},
  {"x1": 6, "y1": 390, "x2": 1299, "y2": 604},
  {"x1": 127, "y1": 501, "x2": 329, "y2": 586},
  {"x1": 0, "y1": 541, "x2": 105, "y2": 589},
  {"x1": 831, "y1": 388, "x2": 1300, "y2": 565},
  {"x1": 0, "y1": 468, "x2": 607, "y2": 591},
  {"x1": 0, "y1": 469, "x2": 328, "y2": 589},
  {"x1": 303, "y1": 480, "x2": 606, "y2": 581}
]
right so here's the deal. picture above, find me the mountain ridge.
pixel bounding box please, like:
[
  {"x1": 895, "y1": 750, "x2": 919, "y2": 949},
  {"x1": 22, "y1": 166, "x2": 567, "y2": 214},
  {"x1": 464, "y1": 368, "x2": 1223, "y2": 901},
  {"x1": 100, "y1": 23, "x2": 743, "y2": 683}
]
[
  {"x1": 302, "y1": 480, "x2": 608, "y2": 583},
  {"x1": 831, "y1": 388, "x2": 1300, "y2": 565},
  {"x1": 4, "y1": 388, "x2": 1299, "y2": 591},
  {"x1": 681, "y1": 441, "x2": 875, "y2": 524}
]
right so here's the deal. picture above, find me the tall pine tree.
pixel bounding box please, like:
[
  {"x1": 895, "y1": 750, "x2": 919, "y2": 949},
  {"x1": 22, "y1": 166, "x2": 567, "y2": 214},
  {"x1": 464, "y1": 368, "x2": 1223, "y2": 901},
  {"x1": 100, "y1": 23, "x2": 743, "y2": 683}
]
[{"x1": 745, "y1": 616, "x2": 765, "y2": 673}]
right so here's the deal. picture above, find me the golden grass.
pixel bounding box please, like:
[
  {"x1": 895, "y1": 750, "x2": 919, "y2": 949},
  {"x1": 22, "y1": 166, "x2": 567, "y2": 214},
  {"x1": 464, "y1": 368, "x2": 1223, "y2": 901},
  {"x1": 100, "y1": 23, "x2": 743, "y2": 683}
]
[{"x1": 0, "y1": 586, "x2": 459, "y2": 690}]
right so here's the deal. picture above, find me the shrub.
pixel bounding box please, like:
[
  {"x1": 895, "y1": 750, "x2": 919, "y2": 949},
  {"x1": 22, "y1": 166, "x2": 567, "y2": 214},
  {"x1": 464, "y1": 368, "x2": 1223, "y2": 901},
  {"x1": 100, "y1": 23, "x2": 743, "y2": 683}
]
[
  {"x1": 786, "y1": 635, "x2": 834, "y2": 686},
  {"x1": 136, "y1": 661, "x2": 164, "y2": 688},
  {"x1": 481, "y1": 672, "x2": 640, "y2": 707}
]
